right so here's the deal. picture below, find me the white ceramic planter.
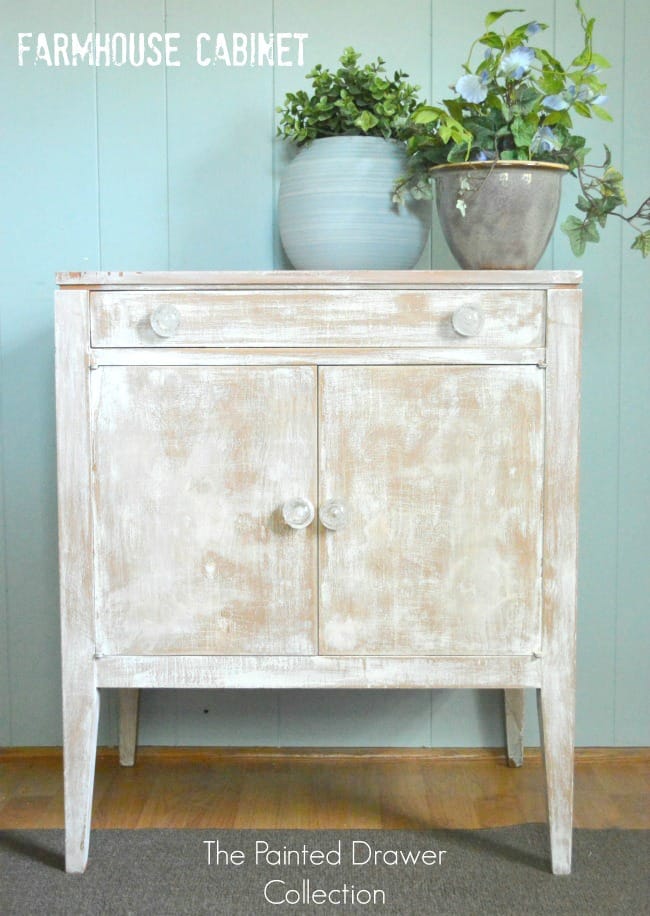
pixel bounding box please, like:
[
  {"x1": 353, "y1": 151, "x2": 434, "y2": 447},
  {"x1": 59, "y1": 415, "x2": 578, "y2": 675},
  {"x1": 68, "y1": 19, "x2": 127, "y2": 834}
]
[{"x1": 278, "y1": 136, "x2": 431, "y2": 270}]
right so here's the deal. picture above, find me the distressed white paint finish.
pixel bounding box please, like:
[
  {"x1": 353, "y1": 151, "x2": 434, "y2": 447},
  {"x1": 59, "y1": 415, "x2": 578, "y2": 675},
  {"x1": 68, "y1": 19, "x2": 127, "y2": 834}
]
[
  {"x1": 57, "y1": 269, "x2": 582, "y2": 288},
  {"x1": 89, "y1": 289, "x2": 545, "y2": 349},
  {"x1": 91, "y1": 365, "x2": 318, "y2": 655},
  {"x1": 505, "y1": 688, "x2": 526, "y2": 767},
  {"x1": 55, "y1": 290, "x2": 100, "y2": 874},
  {"x1": 55, "y1": 270, "x2": 582, "y2": 874},
  {"x1": 539, "y1": 288, "x2": 582, "y2": 874},
  {"x1": 91, "y1": 346, "x2": 546, "y2": 367},
  {"x1": 118, "y1": 688, "x2": 139, "y2": 767},
  {"x1": 95, "y1": 654, "x2": 543, "y2": 689},
  {"x1": 319, "y1": 366, "x2": 544, "y2": 656}
]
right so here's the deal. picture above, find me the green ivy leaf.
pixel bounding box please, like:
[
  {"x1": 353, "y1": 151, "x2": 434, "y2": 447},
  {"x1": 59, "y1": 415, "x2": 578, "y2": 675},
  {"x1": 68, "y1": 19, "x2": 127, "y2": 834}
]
[
  {"x1": 573, "y1": 100, "x2": 592, "y2": 118},
  {"x1": 412, "y1": 105, "x2": 444, "y2": 124},
  {"x1": 535, "y1": 48, "x2": 564, "y2": 72},
  {"x1": 448, "y1": 142, "x2": 471, "y2": 162},
  {"x1": 588, "y1": 52, "x2": 611, "y2": 69},
  {"x1": 591, "y1": 104, "x2": 613, "y2": 122},
  {"x1": 562, "y1": 214, "x2": 600, "y2": 256},
  {"x1": 484, "y1": 9, "x2": 524, "y2": 28},
  {"x1": 538, "y1": 72, "x2": 565, "y2": 95},
  {"x1": 511, "y1": 116, "x2": 536, "y2": 148},
  {"x1": 479, "y1": 32, "x2": 505, "y2": 49},
  {"x1": 543, "y1": 110, "x2": 572, "y2": 127},
  {"x1": 631, "y1": 231, "x2": 650, "y2": 257}
]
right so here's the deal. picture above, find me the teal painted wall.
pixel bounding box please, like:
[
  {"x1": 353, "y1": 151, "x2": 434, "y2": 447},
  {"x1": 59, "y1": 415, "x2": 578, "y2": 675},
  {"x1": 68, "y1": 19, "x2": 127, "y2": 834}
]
[{"x1": 0, "y1": 0, "x2": 647, "y2": 748}]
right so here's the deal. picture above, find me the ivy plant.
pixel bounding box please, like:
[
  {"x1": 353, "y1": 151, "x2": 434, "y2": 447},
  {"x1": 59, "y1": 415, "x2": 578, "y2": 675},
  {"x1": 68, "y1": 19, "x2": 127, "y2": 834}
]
[{"x1": 395, "y1": 2, "x2": 650, "y2": 257}]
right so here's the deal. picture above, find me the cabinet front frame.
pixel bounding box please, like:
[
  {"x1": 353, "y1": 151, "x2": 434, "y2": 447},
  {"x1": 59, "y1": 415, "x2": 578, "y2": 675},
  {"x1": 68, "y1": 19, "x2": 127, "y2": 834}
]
[{"x1": 55, "y1": 273, "x2": 581, "y2": 875}]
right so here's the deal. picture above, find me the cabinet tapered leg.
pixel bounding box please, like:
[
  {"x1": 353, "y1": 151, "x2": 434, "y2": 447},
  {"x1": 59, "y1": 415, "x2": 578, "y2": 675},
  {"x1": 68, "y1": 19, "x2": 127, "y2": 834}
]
[
  {"x1": 63, "y1": 683, "x2": 100, "y2": 874},
  {"x1": 504, "y1": 688, "x2": 525, "y2": 767},
  {"x1": 537, "y1": 683, "x2": 575, "y2": 875},
  {"x1": 119, "y1": 688, "x2": 140, "y2": 767}
]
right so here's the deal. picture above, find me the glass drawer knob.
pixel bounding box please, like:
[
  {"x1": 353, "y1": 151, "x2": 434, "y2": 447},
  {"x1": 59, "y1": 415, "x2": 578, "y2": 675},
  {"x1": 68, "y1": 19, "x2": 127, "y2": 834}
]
[
  {"x1": 451, "y1": 305, "x2": 484, "y2": 337},
  {"x1": 319, "y1": 498, "x2": 347, "y2": 531},
  {"x1": 150, "y1": 304, "x2": 181, "y2": 338},
  {"x1": 282, "y1": 497, "x2": 315, "y2": 530}
]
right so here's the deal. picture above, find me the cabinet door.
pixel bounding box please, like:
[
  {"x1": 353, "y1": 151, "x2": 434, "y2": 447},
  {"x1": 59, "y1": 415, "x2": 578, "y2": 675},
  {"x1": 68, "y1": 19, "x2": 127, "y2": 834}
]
[
  {"x1": 91, "y1": 366, "x2": 317, "y2": 655},
  {"x1": 319, "y1": 366, "x2": 544, "y2": 656}
]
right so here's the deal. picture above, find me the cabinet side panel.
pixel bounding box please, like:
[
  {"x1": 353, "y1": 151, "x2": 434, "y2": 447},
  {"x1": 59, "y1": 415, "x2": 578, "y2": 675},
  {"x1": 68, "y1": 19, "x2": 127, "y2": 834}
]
[{"x1": 542, "y1": 289, "x2": 582, "y2": 672}]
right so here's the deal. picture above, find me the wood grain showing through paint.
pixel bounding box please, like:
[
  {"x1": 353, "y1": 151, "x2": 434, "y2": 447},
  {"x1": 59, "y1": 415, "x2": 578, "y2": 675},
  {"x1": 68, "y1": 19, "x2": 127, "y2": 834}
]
[
  {"x1": 91, "y1": 365, "x2": 318, "y2": 656},
  {"x1": 89, "y1": 288, "x2": 545, "y2": 348},
  {"x1": 319, "y1": 365, "x2": 544, "y2": 656},
  {"x1": 54, "y1": 271, "x2": 582, "y2": 874}
]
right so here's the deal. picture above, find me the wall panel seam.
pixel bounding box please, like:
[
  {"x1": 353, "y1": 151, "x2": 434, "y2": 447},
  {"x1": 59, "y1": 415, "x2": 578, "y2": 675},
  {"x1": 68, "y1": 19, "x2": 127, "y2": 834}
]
[
  {"x1": 93, "y1": 0, "x2": 103, "y2": 270},
  {"x1": 164, "y1": 0, "x2": 171, "y2": 270},
  {"x1": 0, "y1": 325, "x2": 12, "y2": 744},
  {"x1": 272, "y1": 0, "x2": 278, "y2": 268},
  {"x1": 612, "y1": 0, "x2": 626, "y2": 746}
]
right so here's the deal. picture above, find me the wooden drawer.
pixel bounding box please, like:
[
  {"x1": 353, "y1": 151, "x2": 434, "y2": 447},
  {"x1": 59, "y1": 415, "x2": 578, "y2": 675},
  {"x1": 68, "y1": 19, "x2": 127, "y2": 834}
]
[{"x1": 89, "y1": 288, "x2": 545, "y2": 348}]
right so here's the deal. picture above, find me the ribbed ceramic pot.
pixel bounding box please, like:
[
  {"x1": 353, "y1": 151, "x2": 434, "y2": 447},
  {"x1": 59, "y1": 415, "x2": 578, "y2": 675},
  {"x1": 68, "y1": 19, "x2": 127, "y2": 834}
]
[
  {"x1": 432, "y1": 160, "x2": 568, "y2": 269},
  {"x1": 278, "y1": 136, "x2": 431, "y2": 270}
]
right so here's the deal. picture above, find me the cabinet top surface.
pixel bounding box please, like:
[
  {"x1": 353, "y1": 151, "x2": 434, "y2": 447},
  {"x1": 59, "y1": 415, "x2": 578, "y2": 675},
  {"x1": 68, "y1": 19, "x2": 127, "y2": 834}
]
[{"x1": 56, "y1": 269, "x2": 582, "y2": 290}]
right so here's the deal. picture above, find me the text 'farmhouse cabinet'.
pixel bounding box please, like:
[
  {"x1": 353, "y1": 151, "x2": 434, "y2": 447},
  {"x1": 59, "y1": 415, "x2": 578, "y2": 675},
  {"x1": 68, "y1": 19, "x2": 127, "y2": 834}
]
[{"x1": 55, "y1": 270, "x2": 582, "y2": 874}]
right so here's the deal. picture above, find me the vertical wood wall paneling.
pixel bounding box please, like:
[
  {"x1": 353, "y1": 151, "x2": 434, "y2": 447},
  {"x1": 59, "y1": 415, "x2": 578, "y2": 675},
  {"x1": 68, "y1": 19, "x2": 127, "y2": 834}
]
[
  {"x1": 278, "y1": 690, "x2": 433, "y2": 748},
  {"x1": 273, "y1": 0, "x2": 434, "y2": 747},
  {"x1": 0, "y1": 1, "x2": 99, "y2": 744},
  {"x1": 166, "y1": 1, "x2": 275, "y2": 269},
  {"x1": 430, "y1": 0, "x2": 557, "y2": 270},
  {"x1": 616, "y1": 0, "x2": 650, "y2": 745},
  {"x1": 95, "y1": 0, "x2": 168, "y2": 269},
  {"x1": 273, "y1": 0, "x2": 434, "y2": 270},
  {"x1": 0, "y1": 316, "x2": 9, "y2": 744},
  {"x1": 555, "y1": 0, "x2": 625, "y2": 745},
  {"x1": 172, "y1": 690, "x2": 280, "y2": 747},
  {"x1": 0, "y1": 1, "x2": 646, "y2": 750}
]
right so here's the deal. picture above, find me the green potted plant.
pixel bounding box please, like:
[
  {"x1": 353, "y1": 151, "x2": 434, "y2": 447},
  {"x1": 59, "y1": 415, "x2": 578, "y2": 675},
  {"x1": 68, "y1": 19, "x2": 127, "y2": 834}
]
[
  {"x1": 276, "y1": 47, "x2": 430, "y2": 270},
  {"x1": 395, "y1": 1, "x2": 650, "y2": 269}
]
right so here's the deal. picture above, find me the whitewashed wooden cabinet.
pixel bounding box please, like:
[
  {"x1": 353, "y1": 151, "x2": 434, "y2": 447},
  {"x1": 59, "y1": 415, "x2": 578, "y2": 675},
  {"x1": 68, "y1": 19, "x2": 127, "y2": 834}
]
[{"x1": 55, "y1": 270, "x2": 582, "y2": 875}]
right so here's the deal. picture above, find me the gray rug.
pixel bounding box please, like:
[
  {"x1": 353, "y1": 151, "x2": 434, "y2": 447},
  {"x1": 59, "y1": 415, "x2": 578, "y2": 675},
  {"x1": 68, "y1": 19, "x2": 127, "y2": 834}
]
[{"x1": 1, "y1": 826, "x2": 648, "y2": 915}]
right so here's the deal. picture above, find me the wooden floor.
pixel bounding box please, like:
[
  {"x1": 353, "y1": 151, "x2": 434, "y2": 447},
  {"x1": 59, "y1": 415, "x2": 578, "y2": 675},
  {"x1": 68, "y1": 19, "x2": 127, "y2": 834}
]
[{"x1": 0, "y1": 747, "x2": 647, "y2": 831}]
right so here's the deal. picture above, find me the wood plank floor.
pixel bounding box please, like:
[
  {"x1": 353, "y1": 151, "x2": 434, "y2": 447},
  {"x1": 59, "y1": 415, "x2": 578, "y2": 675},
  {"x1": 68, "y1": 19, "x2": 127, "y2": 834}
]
[{"x1": 0, "y1": 748, "x2": 647, "y2": 831}]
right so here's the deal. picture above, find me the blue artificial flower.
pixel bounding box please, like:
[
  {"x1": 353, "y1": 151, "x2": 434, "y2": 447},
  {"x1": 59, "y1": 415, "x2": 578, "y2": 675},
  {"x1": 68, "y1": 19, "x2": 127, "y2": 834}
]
[
  {"x1": 480, "y1": 69, "x2": 489, "y2": 83},
  {"x1": 484, "y1": 48, "x2": 493, "y2": 60},
  {"x1": 586, "y1": 63, "x2": 597, "y2": 73},
  {"x1": 455, "y1": 74, "x2": 488, "y2": 103},
  {"x1": 527, "y1": 22, "x2": 541, "y2": 35},
  {"x1": 500, "y1": 45, "x2": 535, "y2": 78},
  {"x1": 576, "y1": 87, "x2": 608, "y2": 105},
  {"x1": 543, "y1": 94, "x2": 569, "y2": 111},
  {"x1": 531, "y1": 125, "x2": 561, "y2": 154}
]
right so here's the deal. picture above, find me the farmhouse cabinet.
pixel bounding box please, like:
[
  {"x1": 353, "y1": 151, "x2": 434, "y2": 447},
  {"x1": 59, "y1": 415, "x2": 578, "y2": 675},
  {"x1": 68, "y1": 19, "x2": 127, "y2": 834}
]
[{"x1": 55, "y1": 270, "x2": 582, "y2": 874}]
